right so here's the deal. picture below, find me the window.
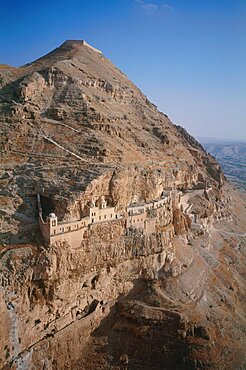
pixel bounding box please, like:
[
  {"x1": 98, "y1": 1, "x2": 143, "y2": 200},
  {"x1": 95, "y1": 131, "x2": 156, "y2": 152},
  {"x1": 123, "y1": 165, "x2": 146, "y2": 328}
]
[
  {"x1": 99, "y1": 216, "x2": 101, "y2": 220},
  {"x1": 53, "y1": 229, "x2": 56, "y2": 234},
  {"x1": 104, "y1": 215, "x2": 106, "y2": 219},
  {"x1": 111, "y1": 214, "x2": 113, "y2": 218},
  {"x1": 68, "y1": 226, "x2": 71, "y2": 231},
  {"x1": 92, "y1": 218, "x2": 94, "y2": 223}
]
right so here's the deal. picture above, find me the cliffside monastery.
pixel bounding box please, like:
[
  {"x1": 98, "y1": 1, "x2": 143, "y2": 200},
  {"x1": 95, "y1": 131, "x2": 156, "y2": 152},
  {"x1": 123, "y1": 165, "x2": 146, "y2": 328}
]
[{"x1": 37, "y1": 186, "x2": 210, "y2": 247}]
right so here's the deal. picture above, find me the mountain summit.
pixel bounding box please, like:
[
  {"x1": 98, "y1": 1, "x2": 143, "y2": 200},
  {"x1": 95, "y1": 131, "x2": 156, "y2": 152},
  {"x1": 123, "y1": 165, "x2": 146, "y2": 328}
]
[
  {"x1": 0, "y1": 41, "x2": 245, "y2": 370},
  {"x1": 0, "y1": 39, "x2": 223, "y2": 190}
]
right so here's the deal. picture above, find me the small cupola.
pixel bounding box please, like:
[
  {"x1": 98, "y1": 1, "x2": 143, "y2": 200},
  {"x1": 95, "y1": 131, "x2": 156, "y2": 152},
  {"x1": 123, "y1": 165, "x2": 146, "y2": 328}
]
[
  {"x1": 47, "y1": 213, "x2": 57, "y2": 226},
  {"x1": 48, "y1": 213, "x2": 56, "y2": 218}
]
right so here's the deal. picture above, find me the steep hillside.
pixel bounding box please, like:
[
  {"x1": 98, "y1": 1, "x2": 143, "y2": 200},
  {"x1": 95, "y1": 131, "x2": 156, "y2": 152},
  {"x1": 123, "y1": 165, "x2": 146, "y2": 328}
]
[
  {"x1": 0, "y1": 41, "x2": 245, "y2": 370},
  {"x1": 0, "y1": 40, "x2": 224, "y2": 236}
]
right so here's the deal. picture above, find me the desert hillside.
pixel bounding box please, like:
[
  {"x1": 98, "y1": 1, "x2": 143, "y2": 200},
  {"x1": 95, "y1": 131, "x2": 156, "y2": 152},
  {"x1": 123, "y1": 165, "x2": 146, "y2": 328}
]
[{"x1": 0, "y1": 40, "x2": 245, "y2": 370}]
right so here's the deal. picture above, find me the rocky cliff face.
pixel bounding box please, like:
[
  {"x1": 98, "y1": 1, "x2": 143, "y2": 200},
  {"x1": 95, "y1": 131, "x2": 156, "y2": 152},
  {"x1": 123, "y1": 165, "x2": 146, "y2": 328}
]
[{"x1": 0, "y1": 41, "x2": 245, "y2": 370}]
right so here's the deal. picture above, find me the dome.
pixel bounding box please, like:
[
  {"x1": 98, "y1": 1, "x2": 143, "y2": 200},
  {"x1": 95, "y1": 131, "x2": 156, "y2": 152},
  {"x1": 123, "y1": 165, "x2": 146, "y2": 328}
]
[
  {"x1": 89, "y1": 200, "x2": 96, "y2": 208},
  {"x1": 48, "y1": 213, "x2": 56, "y2": 218}
]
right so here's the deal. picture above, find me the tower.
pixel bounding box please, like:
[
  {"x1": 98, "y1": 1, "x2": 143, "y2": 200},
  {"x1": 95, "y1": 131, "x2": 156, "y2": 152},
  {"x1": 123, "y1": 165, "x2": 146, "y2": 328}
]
[
  {"x1": 100, "y1": 196, "x2": 107, "y2": 209},
  {"x1": 47, "y1": 213, "x2": 58, "y2": 227}
]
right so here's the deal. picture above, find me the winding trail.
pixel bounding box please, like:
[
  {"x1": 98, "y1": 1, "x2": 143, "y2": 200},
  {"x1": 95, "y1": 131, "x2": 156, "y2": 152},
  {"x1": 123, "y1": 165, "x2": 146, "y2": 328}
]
[
  {"x1": 214, "y1": 228, "x2": 246, "y2": 237},
  {"x1": 43, "y1": 135, "x2": 116, "y2": 167},
  {"x1": 41, "y1": 118, "x2": 81, "y2": 133}
]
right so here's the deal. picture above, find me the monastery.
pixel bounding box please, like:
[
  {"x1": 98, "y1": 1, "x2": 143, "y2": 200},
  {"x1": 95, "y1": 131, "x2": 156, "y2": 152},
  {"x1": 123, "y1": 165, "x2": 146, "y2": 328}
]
[{"x1": 37, "y1": 187, "x2": 210, "y2": 247}]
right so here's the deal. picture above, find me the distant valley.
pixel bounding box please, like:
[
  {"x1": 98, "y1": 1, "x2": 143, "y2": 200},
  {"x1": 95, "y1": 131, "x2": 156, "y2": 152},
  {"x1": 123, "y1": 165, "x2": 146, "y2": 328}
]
[{"x1": 200, "y1": 139, "x2": 246, "y2": 192}]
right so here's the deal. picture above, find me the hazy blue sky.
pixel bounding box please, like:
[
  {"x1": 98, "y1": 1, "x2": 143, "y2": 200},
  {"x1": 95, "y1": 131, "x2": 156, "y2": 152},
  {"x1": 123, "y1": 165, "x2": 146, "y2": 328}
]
[{"x1": 0, "y1": 0, "x2": 245, "y2": 140}]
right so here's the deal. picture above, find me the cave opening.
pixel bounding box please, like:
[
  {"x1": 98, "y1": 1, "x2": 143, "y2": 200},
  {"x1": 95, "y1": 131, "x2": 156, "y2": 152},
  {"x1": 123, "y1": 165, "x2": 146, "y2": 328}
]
[{"x1": 40, "y1": 195, "x2": 55, "y2": 219}]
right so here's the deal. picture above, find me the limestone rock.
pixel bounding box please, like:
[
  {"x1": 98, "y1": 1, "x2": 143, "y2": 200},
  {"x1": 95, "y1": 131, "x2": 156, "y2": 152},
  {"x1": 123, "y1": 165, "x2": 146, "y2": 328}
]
[{"x1": 0, "y1": 41, "x2": 245, "y2": 370}]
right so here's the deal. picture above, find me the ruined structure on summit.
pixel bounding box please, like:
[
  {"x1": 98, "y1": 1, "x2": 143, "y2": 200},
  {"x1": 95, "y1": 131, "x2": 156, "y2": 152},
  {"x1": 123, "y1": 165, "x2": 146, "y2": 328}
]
[{"x1": 61, "y1": 40, "x2": 102, "y2": 54}]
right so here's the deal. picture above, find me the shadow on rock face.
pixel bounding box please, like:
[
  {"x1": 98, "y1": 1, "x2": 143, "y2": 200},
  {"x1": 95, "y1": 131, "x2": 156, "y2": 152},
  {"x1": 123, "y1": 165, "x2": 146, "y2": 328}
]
[{"x1": 76, "y1": 278, "x2": 213, "y2": 370}]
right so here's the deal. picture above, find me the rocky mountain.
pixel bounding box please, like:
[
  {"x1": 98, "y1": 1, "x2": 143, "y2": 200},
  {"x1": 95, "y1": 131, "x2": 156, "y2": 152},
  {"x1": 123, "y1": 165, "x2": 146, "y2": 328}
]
[{"x1": 0, "y1": 40, "x2": 245, "y2": 370}]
